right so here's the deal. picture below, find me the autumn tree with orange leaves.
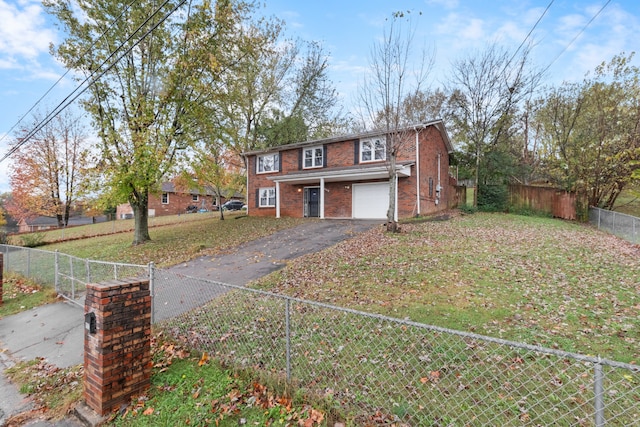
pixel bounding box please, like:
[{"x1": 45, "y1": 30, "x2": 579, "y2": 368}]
[{"x1": 7, "y1": 110, "x2": 90, "y2": 228}]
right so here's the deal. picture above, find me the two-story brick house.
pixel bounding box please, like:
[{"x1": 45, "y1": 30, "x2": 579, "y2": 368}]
[{"x1": 243, "y1": 120, "x2": 456, "y2": 220}]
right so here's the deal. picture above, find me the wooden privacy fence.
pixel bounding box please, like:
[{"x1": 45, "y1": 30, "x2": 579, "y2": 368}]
[{"x1": 509, "y1": 184, "x2": 580, "y2": 220}]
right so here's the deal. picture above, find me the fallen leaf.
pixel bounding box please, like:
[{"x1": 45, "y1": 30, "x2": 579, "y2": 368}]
[{"x1": 198, "y1": 352, "x2": 209, "y2": 366}]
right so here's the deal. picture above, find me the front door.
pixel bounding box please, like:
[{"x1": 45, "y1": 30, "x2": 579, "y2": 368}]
[{"x1": 303, "y1": 187, "x2": 320, "y2": 217}]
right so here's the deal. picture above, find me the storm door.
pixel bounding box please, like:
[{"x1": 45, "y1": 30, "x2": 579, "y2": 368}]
[{"x1": 303, "y1": 187, "x2": 320, "y2": 217}]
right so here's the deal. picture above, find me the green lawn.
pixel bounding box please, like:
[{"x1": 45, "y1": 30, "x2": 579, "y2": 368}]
[
  {"x1": 0, "y1": 273, "x2": 57, "y2": 318},
  {"x1": 6, "y1": 211, "x2": 639, "y2": 425},
  {"x1": 613, "y1": 184, "x2": 640, "y2": 217},
  {"x1": 40, "y1": 213, "x2": 306, "y2": 267}
]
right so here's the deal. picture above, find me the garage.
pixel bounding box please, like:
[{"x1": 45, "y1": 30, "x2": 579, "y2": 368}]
[{"x1": 352, "y1": 182, "x2": 389, "y2": 219}]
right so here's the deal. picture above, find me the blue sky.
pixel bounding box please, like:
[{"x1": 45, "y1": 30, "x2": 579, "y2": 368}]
[{"x1": 1, "y1": 0, "x2": 639, "y2": 193}]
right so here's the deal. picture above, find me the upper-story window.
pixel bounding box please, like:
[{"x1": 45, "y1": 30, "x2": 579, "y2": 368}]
[
  {"x1": 192, "y1": 194, "x2": 199, "y2": 202},
  {"x1": 161, "y1": 193, "x2": 169, "y2": 204},
  {"x1": 303, "y1": 146, "x2": 323, "y2": 169},
  {"x1": 360, "y1": 137, "x2": 386, "y2": 162},
  {"x1": 257, "y1": 153, "x2": 279, "y2": 173}
]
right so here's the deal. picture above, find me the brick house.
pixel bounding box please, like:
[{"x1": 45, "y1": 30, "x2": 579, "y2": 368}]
[
  {"x1": 243, "y1": 120, "x2": 457, "y2": 220},
  {"x1": 116, "y1": 182, "x2": 221, "y2": 219}
]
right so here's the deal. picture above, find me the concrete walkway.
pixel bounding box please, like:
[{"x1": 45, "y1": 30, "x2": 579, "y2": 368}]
[
  {"x1": 0, "y1": 302, "x2": 85, "y2": 427},
  {"x1": 0, "y1": 219, "x2": 379, "y2": 426}
]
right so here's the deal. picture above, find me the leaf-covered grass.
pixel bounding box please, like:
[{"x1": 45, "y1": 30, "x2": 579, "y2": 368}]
[
  {"x1": 253, "y1": 212, "x2": 640, "y2": 363},
  {"x1": 8, "y1": 211, "x2": 227, "y2": 246},
  {"x1": 40, "y1": 214, "x2": 306, "y2": 267},
  {"x1": 613, "y1": 184, "x2": 640, "y2": 217},
  {"x1": 4, "y1": 358, "x2": 83, "y2": 422},
  {"x1": 0, "y1": 273, "x2": 58, "y2": 318},
  {"x1": 107, "y1": 333, "x2": 328, "y2": 427}
]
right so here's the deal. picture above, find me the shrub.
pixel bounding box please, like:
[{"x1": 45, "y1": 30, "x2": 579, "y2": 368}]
[
  {"x1": 21, "y1": 233, "x2": 46, "y2": 248},
  {"x1": 509, "y1": 206, "x2": 552, "y2": 218},
  {"x1": 477, "y1": 184, "x2": 508, "y2": 212},
  {"x1": 459, "y1": 204, "x2": 478, "y2": 214}
]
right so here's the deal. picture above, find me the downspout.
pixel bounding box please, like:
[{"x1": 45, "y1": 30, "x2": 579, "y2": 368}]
[
  {"x1": 275, "y1": 181, "x2": 281, "y2": 218},
  {"x1": 415, "y1": 129, "x2": 420, "y2": 216},
  {"x1": 395, "y1": 174, "x2": 399, "y2": 221},
  {"x1": 244, "y1": 155, "x2": 250, "y2": 216},
  {"x1": 320, "y1": 178, "x2": 325, "y2": 219},
  {"x1": 436, "y1": 153, "x2": 442, "y2": 206}
]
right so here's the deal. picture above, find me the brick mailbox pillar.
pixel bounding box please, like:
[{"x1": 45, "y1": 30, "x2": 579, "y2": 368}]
[{"x1": 84, "y1": 278, "x2": 151, "y2": 416}]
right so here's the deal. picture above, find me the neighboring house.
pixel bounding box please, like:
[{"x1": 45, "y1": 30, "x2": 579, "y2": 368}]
[
  {"x1": 243, "y1": 120, "x2": 458, "y2": 220},
  {"x1": 115, "y1": 182, "x2": 242, "y2": 219},
  {"x1": 17, "y1": 215, "x2": 108, "y2": 233}
]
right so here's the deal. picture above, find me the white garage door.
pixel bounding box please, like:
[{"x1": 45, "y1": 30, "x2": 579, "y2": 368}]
[{"x1": 352, "y1": 182, "x2": 389, "y2": 219}]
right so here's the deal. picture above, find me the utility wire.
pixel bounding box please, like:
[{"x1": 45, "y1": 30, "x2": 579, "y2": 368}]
[
  {"x1": 542, "y1": 0, "x2": 611, "y2": 75},
  {"x1": 1, "y1": 0, "x2": 187, "y2": 164},
  {"x1": 508, "y1": 0, "x2": 554, "y2": 67},
  {"x1": 0, "y1": 0, "x2": 138, "y2": 147}
]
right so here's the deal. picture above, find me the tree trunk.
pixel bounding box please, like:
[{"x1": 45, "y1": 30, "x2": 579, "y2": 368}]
[
  {"x1": 387, "y1": 149, "x2": 399, "y2": 233},
  {"x1": 130, "y1": 189, "x2": 151, "y2": 245},
  {"x1": 217, "y1": 194, "x2": 225, "y2": 220}
]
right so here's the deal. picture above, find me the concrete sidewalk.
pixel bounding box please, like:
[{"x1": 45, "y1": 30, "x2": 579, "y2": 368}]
[{"x1": 0, "y1": 301, "x2": 84, "y2": 426}]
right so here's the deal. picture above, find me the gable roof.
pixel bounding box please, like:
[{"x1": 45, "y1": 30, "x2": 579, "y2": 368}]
[{"x1": 242, "y1": 119, "x2": 454, "y2": 156}]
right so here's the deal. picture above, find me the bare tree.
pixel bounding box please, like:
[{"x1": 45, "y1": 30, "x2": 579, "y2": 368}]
[
  {"x1": 447, "y1": 43, "x2": 541, "y2": 207},
  {"x1": 357, "y1": 14, "x2": 434, "y2": 231}
]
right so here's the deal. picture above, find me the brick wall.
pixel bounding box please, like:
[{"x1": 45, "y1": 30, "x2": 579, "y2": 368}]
[
  {"x1": 245, "y1": 126, "x2": 455, "y2": 219},
  {"x1": 84, "y1": 278, "x2": 151, "y2": 416}
]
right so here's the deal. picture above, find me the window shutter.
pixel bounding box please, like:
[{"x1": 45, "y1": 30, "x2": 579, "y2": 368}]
[
  {"x1": 278, "y1": 152, "x2": 283, "y2": 172},
  {"x1": 323, "y1": 145, "x2": 328, "y2": 167},
  {"x1": 298, "y1": 148, "x2": 303, "y2": 170},
  {"x1": 354, "y1": 140, "x2": 360, "y2": 164},
  {"x1": 255, "y1": 189, "x2": 260, "y2": 207}
]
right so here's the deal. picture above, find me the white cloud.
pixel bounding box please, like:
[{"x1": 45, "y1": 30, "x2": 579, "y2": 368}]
[{"x1": 0, "y1": 1, "x2": 57, "y2": 63}]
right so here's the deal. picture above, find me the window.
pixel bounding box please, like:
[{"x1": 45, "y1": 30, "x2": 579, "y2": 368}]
[
  {"x1": 259, "y1": 187, "x2": 276, "y2": 207},
  {"x1": 360, "y1": 137, "x2": 386, "y2": 162},
  {"x1": 192, "y1": 194, "x2": 199, "y2": 202},
  {"x1": 161, "y1": 193, "x2": 169, "y2": 204},
  {"x1": 303, "y1": 146, "x2": 323, "y2": 169},
  {"x1": 257, "y1": 153, "x2": 279, "y2": 173}
]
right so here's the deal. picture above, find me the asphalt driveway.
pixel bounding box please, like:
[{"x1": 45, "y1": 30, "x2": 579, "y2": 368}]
[{"x1": 167, "y1": 218, "x2": 381, "y2": 285}]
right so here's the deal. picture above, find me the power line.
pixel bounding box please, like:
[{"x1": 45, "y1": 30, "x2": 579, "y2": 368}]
[
  {"x1": 0, "y1": 0, "x2": 138, "y2": 147},
  {"x1": 542, "y1": 0, "x2": 612, "y2": 75},
  {"x1": 0, "y1": 0, "x2": 187, "y2": 164},
  {"x1": 508, "y1": 0, "x2": 555, "y2": 67}
]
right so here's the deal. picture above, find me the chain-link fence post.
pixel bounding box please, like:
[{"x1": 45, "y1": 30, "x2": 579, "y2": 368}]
[
  {"x1": 69, "y1": 254, "x2": 75, "y2": 300},
  {"x1": 54, "y1": 250, "x2": 59, "y2": 293},
  {"x1": 285, "y1": 298, "x2": 291, "y2": 382},
  {"x1": 594, "y1": 360, "x2": 605, "y2": 427},
  {"x1": 149, "y1": 262, "x2": 155, "y2": 324},
  {"x1": 26, "y1": 247, "x2": 31, "y2": 278},
  {"x1": 86, "y1": 259, "x2": 91, "y2": 284}
]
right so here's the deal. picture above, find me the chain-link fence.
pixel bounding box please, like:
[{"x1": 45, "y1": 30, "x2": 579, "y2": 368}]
[
  {"x1": 0, "y1": 244, "x2": 148, "y2": 307},
  {"x1": 2, "y1": 244, "x2": 638, "y2": 424},
  {"x1": 589, "y1": 207, "x2": 640, "y2": 244},
  {"x1": 156, "y1": 269, "x2": 639, "y2": 426}
]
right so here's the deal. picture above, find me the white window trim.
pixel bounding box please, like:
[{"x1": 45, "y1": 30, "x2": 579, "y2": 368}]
[
  {"x1": 303, "y1": 146, "x2": 323, "y2": 169},
  {"x1": 257, "y1": 153, "x2": 279, "y2": 174},
  {"x1": 161, "y1": 193, "x2": 169, "y2": 204},
  {"x1": 259, "y1": 187, "x2": 276, "y2": 207},
  {"x1": 192, "y1": 194, "x2": 199, "y2": 202},
  {"x1": 360, "y1": 137, "x2": 386, "y2": 163}
]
